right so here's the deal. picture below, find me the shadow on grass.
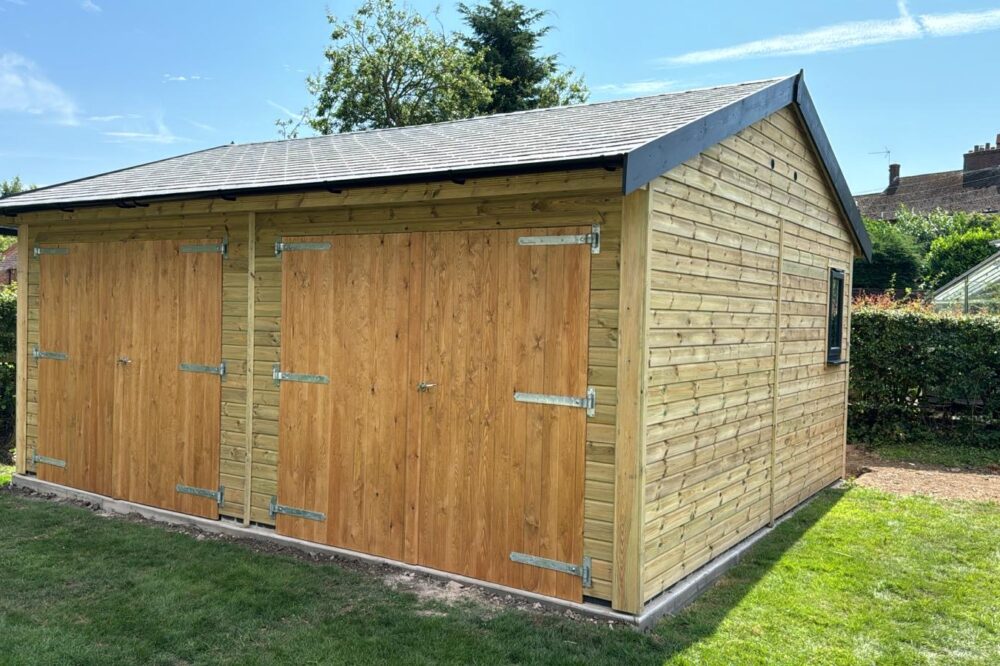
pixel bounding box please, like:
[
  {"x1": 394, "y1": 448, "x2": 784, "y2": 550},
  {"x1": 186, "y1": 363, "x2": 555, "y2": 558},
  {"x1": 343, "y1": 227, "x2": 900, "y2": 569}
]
[{"x1": 647, "y1": 487, "x2": 845, "y2": 659}]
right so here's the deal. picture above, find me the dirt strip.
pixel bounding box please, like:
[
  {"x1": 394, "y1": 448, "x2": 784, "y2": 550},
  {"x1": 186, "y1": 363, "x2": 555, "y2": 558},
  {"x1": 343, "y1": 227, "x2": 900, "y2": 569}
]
[{"x1": 846, "y1": 445, "x2": 1000, "y2": 503}]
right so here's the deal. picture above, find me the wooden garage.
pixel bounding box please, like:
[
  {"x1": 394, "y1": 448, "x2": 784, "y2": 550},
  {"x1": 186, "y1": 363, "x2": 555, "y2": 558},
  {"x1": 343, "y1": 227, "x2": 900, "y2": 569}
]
[{"x1": 3, "y1": 72, "x2": 871, "y2": 616}]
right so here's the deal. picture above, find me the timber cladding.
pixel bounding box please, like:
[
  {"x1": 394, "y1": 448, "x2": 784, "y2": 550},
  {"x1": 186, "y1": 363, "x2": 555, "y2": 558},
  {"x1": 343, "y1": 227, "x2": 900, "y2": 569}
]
[
  {"x1": 641, "y1": 108, "x2": 854, "y2": 602},
  {"x1": 13, "y1": 104, "x2": 863, "y2": 615},
  {"x1": 18, "y1": 169, "x2": 624, "y2": 604}
]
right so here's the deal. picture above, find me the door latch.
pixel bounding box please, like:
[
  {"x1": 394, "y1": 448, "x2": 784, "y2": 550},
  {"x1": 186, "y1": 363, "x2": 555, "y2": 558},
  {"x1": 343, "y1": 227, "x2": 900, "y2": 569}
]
[
  {"x1": 117, "y1": 356, "x2": 132, "y2": 366},
  {"x1": 417, "y1": 381, "x2": 437, "y2": 392}
]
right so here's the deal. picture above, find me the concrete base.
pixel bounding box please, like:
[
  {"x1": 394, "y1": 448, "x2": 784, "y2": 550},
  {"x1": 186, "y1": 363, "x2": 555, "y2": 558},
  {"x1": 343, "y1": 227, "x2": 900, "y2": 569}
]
[
  {"x1": 11, "y1": 474, "x2": 834, "y2": 631},
  {"x1": 632, "y1": 482, "x2": 837, "y2": 630}
]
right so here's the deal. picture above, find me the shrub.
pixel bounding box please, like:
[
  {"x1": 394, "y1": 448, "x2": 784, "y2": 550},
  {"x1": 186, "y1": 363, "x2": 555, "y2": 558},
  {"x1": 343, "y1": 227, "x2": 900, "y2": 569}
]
[
  {"x1": 893, "y1": 207, "x2": 1000, "y2": 256},
  {"x1": 922, "y1": 228, "x2": 999, "y2": 290},
  {"x1": 0, "y1": 285, "x2": 13, "y2": 464},
  {"x1": 853, "y1": 218, "x2": 922, "y2": 290},
  {"x1": 849, "y1": 302, "x2": 1000, "y2": 446}
]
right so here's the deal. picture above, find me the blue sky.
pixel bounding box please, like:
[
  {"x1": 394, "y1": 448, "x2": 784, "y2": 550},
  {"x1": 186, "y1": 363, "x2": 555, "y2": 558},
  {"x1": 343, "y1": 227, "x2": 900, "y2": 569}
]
[{"x1": 2, "y1": 0, "x2": 999, "y2": 196}]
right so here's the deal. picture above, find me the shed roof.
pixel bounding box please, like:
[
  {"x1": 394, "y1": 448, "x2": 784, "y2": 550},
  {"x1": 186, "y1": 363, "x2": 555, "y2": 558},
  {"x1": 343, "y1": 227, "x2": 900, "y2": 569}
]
[{"x1": 0, "y1": 72, "x2": 871, "y2": 258}]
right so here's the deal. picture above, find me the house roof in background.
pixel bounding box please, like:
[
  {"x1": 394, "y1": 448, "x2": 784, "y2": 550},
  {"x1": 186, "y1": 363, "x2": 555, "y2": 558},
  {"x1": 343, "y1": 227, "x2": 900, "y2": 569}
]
[
  {"x1": 855, "y1": 168, "x2": 1000, "y2": 220},
  {"x1": 0, "y1": 72, "x2": 871, "y2": 259}
]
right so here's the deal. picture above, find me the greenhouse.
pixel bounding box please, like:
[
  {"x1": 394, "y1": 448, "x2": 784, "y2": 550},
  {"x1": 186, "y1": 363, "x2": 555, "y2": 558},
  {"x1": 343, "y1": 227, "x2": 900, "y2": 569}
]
[{"x1": 932, "y1": 246, "x2": 1000, "y2": 314}]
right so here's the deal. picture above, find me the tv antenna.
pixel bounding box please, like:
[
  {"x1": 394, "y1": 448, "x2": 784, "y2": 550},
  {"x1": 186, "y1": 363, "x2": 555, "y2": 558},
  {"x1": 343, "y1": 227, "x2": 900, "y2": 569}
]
[{"x1": 869, "y1": 146, "x2": 891, "y2": 162}]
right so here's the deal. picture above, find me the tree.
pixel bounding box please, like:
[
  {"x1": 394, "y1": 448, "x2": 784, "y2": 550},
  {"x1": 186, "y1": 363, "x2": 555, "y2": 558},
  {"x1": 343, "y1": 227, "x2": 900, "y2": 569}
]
[
  {"x1": 0, "y1": 176, "x2": 34, "y2": 198},
  {"x1": 853, "y1": 218, "x2": 922, "y2": 291},
  {"x1": 288, "y1": 0, "x2": 493, "y2": 136},
  {"x1": 457, "y1": 0, "x2": 587, "y2": 114},
  {"x1": 923, "y1": 228, "x2": 999, "y2": 291}
]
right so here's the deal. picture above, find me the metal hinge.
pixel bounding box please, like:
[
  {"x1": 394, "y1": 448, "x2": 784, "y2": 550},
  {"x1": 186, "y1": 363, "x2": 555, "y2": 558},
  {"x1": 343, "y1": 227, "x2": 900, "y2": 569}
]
[
  {"x1": 269, "y1": 496, "x2": 326, "y2": 522},
  {"x1": 33, "y1": 247, "x2": 69, "y2": 257},
  {"x1": 180, "y1": 238, "x2": 228, "y2": 257},
  {"x1": 274, "y1": 240, "x2": 331, "y2": 256},
  {"x1": 179, "y1": 361, "x2": 226, "y2": 378},
  {"x1": 514, "y1": 386, "x2": 596, "y2": 417},
  {"x1": 272, "y1": 363, "x2": 329, "y2": 386},
  {"x1": 176, "y1": 484, "x2": 225, "y2": 506},
  {"x1": 510, "y1": 552, "x2": 592, "y2": 588},
  {"x1": 517, "y1": 224, "x2": 600, "y2": 254},
  {"x1": 32, "y1": 453, "x2": 66, "y2": 468},
  {"x1": 33, "y1": 347, "x2": 68, "y2": 361}
]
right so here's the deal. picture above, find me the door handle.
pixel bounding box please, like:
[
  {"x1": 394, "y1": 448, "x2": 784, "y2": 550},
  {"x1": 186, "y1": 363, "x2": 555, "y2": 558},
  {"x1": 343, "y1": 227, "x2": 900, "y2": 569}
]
[
  {"x1": 117, "y1": 356, "x2": 132, "y2": 366},
  {"x1": 417, "y1": 381, "x2": 437, "y2": 392}
]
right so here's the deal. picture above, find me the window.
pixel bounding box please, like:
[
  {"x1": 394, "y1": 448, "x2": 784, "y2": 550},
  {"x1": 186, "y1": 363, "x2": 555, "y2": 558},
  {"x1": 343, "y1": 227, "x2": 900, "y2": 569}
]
[{"x1": 827, "y1": 268, "x2": 845, "y2": 364}]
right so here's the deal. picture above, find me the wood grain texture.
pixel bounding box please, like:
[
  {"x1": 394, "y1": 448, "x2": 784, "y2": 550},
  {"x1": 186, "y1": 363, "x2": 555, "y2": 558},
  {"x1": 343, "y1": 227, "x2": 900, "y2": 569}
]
[
  {"x1": 15, "y1": 224, "x2": 28, "y2": 475},
  {"x1": 36, "y1": 242, "x2": 115, "y2": 494},
  {"x1": 20, "y1": 171, "x2": 622, "y2": 601},
  {"x1": 111, "y1": 240, "x2": 222, "y2": 519},
  {"x1": 613, "y1": 187, "x2": 651, "y2": 613},
  {"x1": 641, "y1": 107, "x2": 855, "y2": 602},
  {"x1": 276, "y1": 233, "x2": 412, "y2": 558}
]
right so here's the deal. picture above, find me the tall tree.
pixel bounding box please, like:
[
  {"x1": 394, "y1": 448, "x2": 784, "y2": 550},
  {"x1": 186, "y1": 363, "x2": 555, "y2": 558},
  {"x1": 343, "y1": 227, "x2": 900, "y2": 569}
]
[
  {"x1": 458, "y1": 0, "x2": 587, "y2": 114},
  {"x1": 285, "y1": 0, "x2": 493, "y2": 136}
]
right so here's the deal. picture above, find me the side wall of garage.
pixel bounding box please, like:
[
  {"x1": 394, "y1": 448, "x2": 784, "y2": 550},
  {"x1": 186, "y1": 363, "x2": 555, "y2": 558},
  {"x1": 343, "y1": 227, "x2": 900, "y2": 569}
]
[
  {"x1": 14, "y1": 168, "x2": 624, "y2": 603},
  {"x1": 640, "y1": 107, "x2": 856, "y2": 603}
]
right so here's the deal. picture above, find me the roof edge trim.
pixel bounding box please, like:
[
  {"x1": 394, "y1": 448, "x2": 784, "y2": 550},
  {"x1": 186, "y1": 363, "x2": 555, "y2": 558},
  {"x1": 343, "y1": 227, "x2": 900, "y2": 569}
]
[
  {"x1": 0, "y1": 157, "x2": 623, "y2": 217},
  {"x1": 623, "y1": 72, "x2": 873, "y2": 261}
]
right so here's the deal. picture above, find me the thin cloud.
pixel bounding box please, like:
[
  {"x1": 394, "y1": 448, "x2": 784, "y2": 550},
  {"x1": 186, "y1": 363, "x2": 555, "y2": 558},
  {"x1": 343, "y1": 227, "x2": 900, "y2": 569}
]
[
  {"x1": 88, "y1": 113, "x2": 141, "y2": 122},
  {"x1": 163, "y1": 74, "x2": 208, "y2": 83},
  {"x1": 0, "y1": 52, "x2": 79, "y2": 125},
  {"x1": 5, "y1": 0, "x2": 27, "y2": 5},
  {"x1": 660, "y1": 1, "x2": 1000, "y2": 66},
  {"x1": 104, "y1": 118, "x2": 186, "y2": 144},
  {"x1": 267, "y1": 99, "x2": 301, "y2": 119},
  {"x1": 919, "y1": 8, "x2": 1000, "y2": 36},
  {"x1": 185, "y1": 118, "x2": 216, "y2": 132},
  {"x1": 595, "y1": 80, "x2": 678, "y2": 97},
  {"x1": 81, "y1": 0, "x2": 101, "y2": 12}
]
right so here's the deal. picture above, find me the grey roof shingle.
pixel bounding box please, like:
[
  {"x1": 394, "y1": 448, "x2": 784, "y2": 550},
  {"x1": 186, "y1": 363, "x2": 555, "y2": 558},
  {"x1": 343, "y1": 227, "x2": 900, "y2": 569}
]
[
  {"x1": 855, "y1": 168, "x2": 1000, "y2": 220},
  {"x1": 0, "y1": 78, "x2": 782, "y2": 211}
]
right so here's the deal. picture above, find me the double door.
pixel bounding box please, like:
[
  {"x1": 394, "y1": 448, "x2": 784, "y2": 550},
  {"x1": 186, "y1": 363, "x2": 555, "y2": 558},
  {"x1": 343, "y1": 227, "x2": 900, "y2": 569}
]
[
  {"x1": 35, "y1": 239, "x2": 222, "y2": 518},
  {"x1": 275, "y1": 227, "x2": 592, "y2": 601}
]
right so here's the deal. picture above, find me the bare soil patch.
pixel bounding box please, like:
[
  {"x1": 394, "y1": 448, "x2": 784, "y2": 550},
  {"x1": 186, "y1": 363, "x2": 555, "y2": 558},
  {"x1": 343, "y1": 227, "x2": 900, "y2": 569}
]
[{"x1": 847, "y1": 445, "x2": 1000, "y2": 503}]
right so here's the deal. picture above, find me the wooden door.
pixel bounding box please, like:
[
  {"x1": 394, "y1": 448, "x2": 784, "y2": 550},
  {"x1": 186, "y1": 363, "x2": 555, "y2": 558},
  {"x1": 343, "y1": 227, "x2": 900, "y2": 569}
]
[
  {"x1": 36, "y1": 243, "x2": 116, "y2": 495},
  {"x1": 276, "y1": 234, "x2": 413, "y2": 559},
  {"x1": 112, "y1": 240, "x2": 222, "y2": 518},
  {"x1": 414, "y1": 227, "x2": 591, "y2": 602}
]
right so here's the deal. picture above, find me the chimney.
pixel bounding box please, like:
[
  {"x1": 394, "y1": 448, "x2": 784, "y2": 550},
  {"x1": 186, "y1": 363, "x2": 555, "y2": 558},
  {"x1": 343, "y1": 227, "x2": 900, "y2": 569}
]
[
  {"x1": 889, "y1": 163, "x2": 901, "y2": 186},
  {"x1": 964, "y1": 135, "x2": 1000, "y2": 172}
]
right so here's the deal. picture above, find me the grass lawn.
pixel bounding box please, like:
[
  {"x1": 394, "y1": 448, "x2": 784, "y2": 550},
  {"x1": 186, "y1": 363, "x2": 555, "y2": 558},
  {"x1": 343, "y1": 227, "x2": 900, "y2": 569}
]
[
  {"x1": 0, "y1": 463, "x2": 12, "y2": 487},
  {"x1": 1, "y1": 486, "x2": 998, "y2": 665}
]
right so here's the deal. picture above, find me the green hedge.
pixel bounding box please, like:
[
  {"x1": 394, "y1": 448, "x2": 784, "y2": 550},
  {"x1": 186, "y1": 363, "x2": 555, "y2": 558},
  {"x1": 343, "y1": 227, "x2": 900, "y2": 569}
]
[
  {"x1": 849, "y1": 305, "x2": 1000, "y2": 443},
  {"x1": 0, "y1": 286, "x2": 13, "y2": 462}
]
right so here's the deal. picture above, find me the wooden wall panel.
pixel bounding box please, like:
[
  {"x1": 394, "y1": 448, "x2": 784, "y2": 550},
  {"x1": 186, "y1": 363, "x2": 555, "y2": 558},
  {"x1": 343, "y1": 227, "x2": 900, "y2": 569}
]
[
  {"x1": 17, "y1": 169, "x2": 622, "y2": 602},
  {"x1": 641, "y1": 108, "x2": 856, "y2": 602}
]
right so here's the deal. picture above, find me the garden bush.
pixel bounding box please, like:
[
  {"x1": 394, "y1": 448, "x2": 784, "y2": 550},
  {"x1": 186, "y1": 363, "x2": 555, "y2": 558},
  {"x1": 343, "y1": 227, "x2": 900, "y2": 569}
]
[
  {"x1": 922, "y1": 228, "x2": 999, "y2": 290},
  {"x1": 0, "y1": 286, "x2": 14, "y2": 464},
  {"x1": 849, "y1": 298, "x2": 1000, "y2": 447},
  {"x1": 853, "y1": 218, "x2": 922, "y2": 290}
]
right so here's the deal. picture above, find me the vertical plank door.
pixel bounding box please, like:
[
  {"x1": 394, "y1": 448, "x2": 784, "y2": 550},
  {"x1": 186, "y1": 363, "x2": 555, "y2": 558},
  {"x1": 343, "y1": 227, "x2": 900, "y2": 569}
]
[
  {"x1": 415, "y1": 227, "x2": 591, "y2": 602},
  {"x1": 112, "y1": 239, "x2": 222, "y2": 518},
  {"x1": 276, "y1": 234, "x2": 412, "y2": 559},
  {"x1": 36, "y1": 242, "x2": 116, "y2": 495}
]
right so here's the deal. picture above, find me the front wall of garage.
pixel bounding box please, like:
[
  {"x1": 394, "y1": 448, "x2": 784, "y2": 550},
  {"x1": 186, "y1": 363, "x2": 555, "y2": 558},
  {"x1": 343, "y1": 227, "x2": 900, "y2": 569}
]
[{"x1": 17, "y1": 168, "x2": 623, "y2": 603}]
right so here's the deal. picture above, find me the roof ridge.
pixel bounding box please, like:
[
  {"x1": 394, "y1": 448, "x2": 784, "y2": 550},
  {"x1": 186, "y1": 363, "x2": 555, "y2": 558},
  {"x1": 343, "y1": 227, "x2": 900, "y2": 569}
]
[{"x1": 233, "y1": 76, "x2": 790, "y2": 150}]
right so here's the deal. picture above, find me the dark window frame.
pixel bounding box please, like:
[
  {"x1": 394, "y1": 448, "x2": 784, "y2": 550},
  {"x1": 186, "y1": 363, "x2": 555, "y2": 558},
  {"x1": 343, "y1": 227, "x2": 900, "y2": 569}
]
[{"x1": 827, "y1": 268, "x2": 846, "y2": 364}]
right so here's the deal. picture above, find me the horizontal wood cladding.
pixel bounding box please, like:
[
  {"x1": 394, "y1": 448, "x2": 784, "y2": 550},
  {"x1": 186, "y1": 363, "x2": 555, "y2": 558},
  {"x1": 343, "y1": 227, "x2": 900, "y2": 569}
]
[{"x1": 641, "y1": 108, "x2": 854, "y2": 602}]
